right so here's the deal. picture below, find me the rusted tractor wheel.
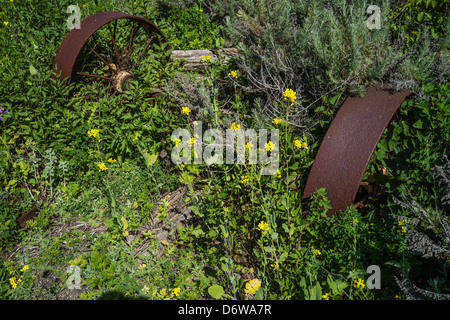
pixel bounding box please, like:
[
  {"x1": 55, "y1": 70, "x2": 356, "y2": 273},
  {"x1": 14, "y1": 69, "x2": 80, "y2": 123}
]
[{"x1": 52, "y1": 11, "x2": 170, "y2": 95}]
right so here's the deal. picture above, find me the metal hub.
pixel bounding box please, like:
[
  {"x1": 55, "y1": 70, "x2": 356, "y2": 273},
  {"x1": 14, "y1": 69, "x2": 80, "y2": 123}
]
[{"x1": 112, "y1": 69, "x2": 135, "y2": 93}]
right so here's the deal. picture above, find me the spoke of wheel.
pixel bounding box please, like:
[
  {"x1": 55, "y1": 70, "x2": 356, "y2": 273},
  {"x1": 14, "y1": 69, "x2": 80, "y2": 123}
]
[
  {"x1": 76, "y1": 72, "x2": 112, "y2": 81},
  {"x1": 89, "y1": 46, "x2": 110, "y2": 68},
  {"x1": 109, "y1": 20, "x2": 122, "y2": 69},
  {"x1": 132, "y1": 34, "x2": 155, "y2": 69},
  {"x1": 123, "y1": 23, "x2": 141, "y2": 68}
]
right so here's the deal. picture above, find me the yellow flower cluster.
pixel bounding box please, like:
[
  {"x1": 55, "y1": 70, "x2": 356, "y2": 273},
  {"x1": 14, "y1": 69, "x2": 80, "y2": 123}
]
[
  {"x1": 313, "y1": 249, "x2": 321, "y2": 256},
  {"x1": 202, "y1": 55, "x2": 211, "y2": 62},
  {"x1": 87, "y1": 129, "x2": 99, "y2": 138},
  {"x1": 172, "y1": 287, "x2": 181, "y2": 297},
  {"x1": 270, "y1": 261, "x2": 279, "y2": 269},
  {"x1": 257, "y1": 221, "x2": 269, "y2": 234},
  {"x1": 283, "y1": 88, "x2": 297, "y2": 103},
  {"x1": 9, "y1": 265, "x2": 28, "y2": 289},
  {"x1": 276, "y1": 169, "x2": 281, "y2": 178},
  {"x1": 241, "y1": 175, "x2": 249, "y2": 184},
  {"x1": 293, "y1": 139, "x2": 308, "y2": 150},
  {"x1": 322, "y1": 293, "x2": 330, "y2": 300},
  {"x1": 228, "y1": 70, "x2": 238, "y2": 79},
  {"x1": 265, "y1": 141, "x2": 275, "y2": 152},
  {"x1": 398, "y1": 220, "x2": 408, "y2": 233},
  {"x1": 353, "y1": 278, "x2": 365, "y2": 289},
  {"x1": 173, "y1": 138, "x2": 181, "y2": 146},
  {"x1": 272, "y1": 118, "x2": 282, "y2": 125},
  {"x1": 230, "y1": 122, "x2": 241, "y2": 131},
  {"x1": 245, "y1": 142, "x2": 254, "y2": 150},
  {"x1": 244, "y1": 279, "x2": 261, "y2": 296},
  {"x1": 181, "y1": 106, "x2": 191, "y2": 115},
  {"x1": 108, "y1": 158, "x2": 117, "y2": 163},
  {"x1": 3, "y1": 21, "x2": 9, "y2": 27},
  {"x1": 98, "y1": 163, "x2": 108, "y2": 172}
]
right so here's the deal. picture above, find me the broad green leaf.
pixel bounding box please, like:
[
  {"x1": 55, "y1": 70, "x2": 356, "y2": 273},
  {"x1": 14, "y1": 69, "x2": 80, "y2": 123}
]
[{"x1": 208, "y1": 285, "x2": 225, "y2": 300}]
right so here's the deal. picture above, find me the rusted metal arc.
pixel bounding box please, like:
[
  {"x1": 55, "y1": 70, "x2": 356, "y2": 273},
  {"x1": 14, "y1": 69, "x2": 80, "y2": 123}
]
[
  {"x1": 302, "y1": 82, "x2": 413, "y2": 215},
  {"x1": 52, "y1": 11, "x2": 169, "y2": 84}
]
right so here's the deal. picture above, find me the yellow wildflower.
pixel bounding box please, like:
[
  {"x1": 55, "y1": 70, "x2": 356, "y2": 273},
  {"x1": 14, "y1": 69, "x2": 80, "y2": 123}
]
[
  {"x1": 25, "y1": 141, "x2": 31, "y2": 146},
  {"x1": 244, "y1": 279, "x2": 261, "y2": 296},
  {"x1": 265, "y1": 141, "x2": 275, "y2": 152},
  {"x1": 202, "y1": 55, "x2": 211, "y2": 62},
  {"x1": 230, "y1": 122, "x2": 241, "y2": 131},
  {"x1": 228, "y1": 70, "x2": 238, "y2": 79},
  {"x1": 20, "y1": 265, "x2": 29, "y2": 272},
  {"x1": 302, "y1": 142, "x2": 309, "y2": 150},
  {"x1": 132, "y1": 136, "x2": 138, "y2": 142},
  {"x1": 283, "y1": 88, "x2": 297, "y2": 103},
  {"x1": 313, "y1": 249, "x2": 321, "y2": 256},
  {"x1": 398, "y1": 220, "x2": 408, "y2": 233},
  {"x1": 353, "y1": 278, "x2": 365, "y2": 289},
  {"x1": 87, "y1": 129, "x2": 99, "y2": 138},
  {"x1": 193, "y1": 121, "x2": 198, "y2": 126},
  {"x1": 276, "y1": 169, "x2": 281, "y2": 178},
  {"x1": 188, "y1": 137, "x2": 195, "y2": 147},
  {"x1": 97, "y1": 163, "x2": 108, "y2": 172},
  {"x1": 293, "y1": 139, "x2": 302, "y2": 149},
  {"x1": 270, "y1": 261, "x2": 279, "y2": 269},
  {"x1": 173, "y1": 138, "x2": 181, "y2": 146},
  {"x1": 108, "y1": 158, "x2": 117, "y2": 163},
  {"x1": 181, "y1": 106, "x2": 191, "y2": 115},
  {"x1": 257, "y1": 221, "x2": 269, "y2": 233},
  {"x1": 241, "y1": 175, "x2": 249, "y2": 184},
  {"x1": 172, "y1": 287, "x2": 181, "y2": 297},
  {"x1": 272, "y1": 118, "x2": 282, "y2": 125},
  {"x1": 3, "y1": 21, "x2": 9, "y2": 27},
  {"x1": 9, "y1": 276, "x2": 21, "y2": 289},
  {"x1": 245, "y1": 142, "x2": 253, "y2": 150},
  {"x1": 322, "y1": 293, "x2": 330, "y2": 300}
]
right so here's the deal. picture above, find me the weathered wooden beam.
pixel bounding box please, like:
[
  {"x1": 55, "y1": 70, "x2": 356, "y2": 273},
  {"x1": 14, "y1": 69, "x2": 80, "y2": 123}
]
[{"x1": 171, "y1": 48, "x2": 240, "y2": 71}]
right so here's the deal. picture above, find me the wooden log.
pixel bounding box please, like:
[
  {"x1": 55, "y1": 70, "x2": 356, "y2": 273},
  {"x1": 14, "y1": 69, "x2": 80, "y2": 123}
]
[{"x1": 171, "y1": 48, "x2": 240, "y2": 71}]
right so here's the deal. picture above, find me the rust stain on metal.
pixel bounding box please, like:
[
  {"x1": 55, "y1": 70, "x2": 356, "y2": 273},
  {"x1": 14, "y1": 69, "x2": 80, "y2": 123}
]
[
  {"x1": 303, "y1": 82, "x2": 413, "y2": 215},
  {"x1": 52, "y1": 11, "x2": 168, "y2": 84}
]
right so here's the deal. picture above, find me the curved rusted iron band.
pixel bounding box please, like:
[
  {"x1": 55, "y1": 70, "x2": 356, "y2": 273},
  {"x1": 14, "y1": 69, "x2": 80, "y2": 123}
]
[
  {"x1": 302, "y1": 82, "x2": 413, "y2": 215},
  {"x1": 52, "y1": 11, "x2": 169, "y2": 84}
]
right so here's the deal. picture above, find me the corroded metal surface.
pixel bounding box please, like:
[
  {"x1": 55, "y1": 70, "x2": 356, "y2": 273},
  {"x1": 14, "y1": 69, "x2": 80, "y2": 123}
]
[
  {"x1": 303, "y1": 82, "x2": 413, "y2": 215},
  {"x1": 52, "y1": 11, "x2": 168, "y2": 84}
]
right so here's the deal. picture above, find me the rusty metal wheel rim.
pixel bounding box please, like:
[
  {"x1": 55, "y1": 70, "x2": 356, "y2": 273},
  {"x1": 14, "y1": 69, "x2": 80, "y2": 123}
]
[{"x1": 52, "y1": 11, "x2": 170, "y2": 95}]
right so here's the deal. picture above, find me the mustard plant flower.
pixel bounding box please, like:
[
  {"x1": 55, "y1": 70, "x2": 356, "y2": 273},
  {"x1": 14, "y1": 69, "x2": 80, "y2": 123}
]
[
  {"x1": 302, "y1": 141, "x2": 309, "y2": 150},
  {"x1": 132, "y1": 135, "x2": 138, "y2": 142},
  {"x1": 172, "y1": 287, "x2": 181, "y2": 296},
  {"x1": 202, "y1": 55, "x2": 211, "y2": 62},
  {"x1": 97, "y1": 163, "x2": 108, "y2": 172},
  {"x1": 173, "y1": 138, "x2": 181, "y2": 146},
  {"x1": 245, "y1": 142, "x2": 253, "y2": 150},
  {"x1": 353, "y1": 278, "x2": 365, "y2": 289},
  {"x1": 322, "y1": 293, "x2": 330, "y2": 300},
  {"x1": 3, "y1": 21, "x2": 9, "y2": 27},
  {"x1": 193, "y1": 121, "x2": 198, "y2": 126},
  {"x1": 244, "y1": 279, "x2": 261, "y2": 296},
  {"x1": 257, "y1": 221, "x2": 269, "y2": 233},
  {"x1": 188, "y1": 137, "x2": 195, "y2": 147},
  {"x1": 265, "y1": 141, "x2": 275, "y2": 152},
  {"x1": 276, "y1": 169, "x2": 281, "y2": 178},
  {"x1": 87, "y1": 129, "x2": 99, "y2": 138},
  {"x1": 270, "y1": 261, "x2": 279, "y2": 269},
  {"x1": 398, "y1": 220, "x2": 408, "y2": 233},
  {"x1": 272, "y1": 118, "x2": 282, "y2": 125},
  {"x1": 313, "y1": 249, "x2": 321, "y2": 256},
  {"x1": 241, "y1": 175, "x2": 249, "y2": 184},
  {"x1": 181, "y1": 106, "x2": 191, "y2": 115},
  {"x1": 230, "y1": 122, "x2": 241, "y2": 131},
  {"x1": 20, "y1": 265, "x2": 29, "y2": 272},
  {"x1": 108, "y1": 158, "x2": 117, "y2": 163},
  {"x1": 9, "y1": 276, "x2": 21, "y2": 289},
  {"x1": 228, "y1": 70, "x2": 238, "y2": 79},
  {"x1": 283, "y1": 88, "x2": 297, "y2": 103}
]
